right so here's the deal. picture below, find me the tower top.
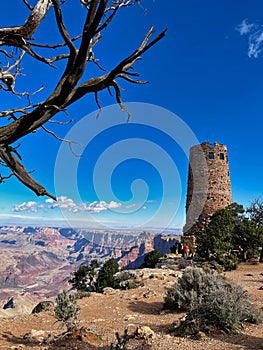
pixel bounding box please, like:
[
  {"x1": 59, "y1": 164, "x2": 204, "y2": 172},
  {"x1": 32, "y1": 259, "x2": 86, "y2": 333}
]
[{"x1": 191, "y1": 141, "x2": 228, "y2": 150}]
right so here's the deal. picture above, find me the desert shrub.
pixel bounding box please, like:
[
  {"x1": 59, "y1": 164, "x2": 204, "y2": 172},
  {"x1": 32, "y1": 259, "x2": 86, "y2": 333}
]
[
  {"x1": 196, "y1": 260, "x2": 224, "y2": 272},
  {"x1": 110, "y1": 329, "x2": 134, "y2": 350},
  {"x1": 164, "y1": 267, "x2": 223, "y2": 311},
  {"x1": 54, "y1": 290, "x2": 80, "y2": 332},
  {"x1": 165, "y1": 267, "x2": 263, "y2": 334},
  {"x1": 114, "y1": 270, "x2": 142, "y2": 290},
  {"x1": 176, "y1": 257, "x2": 193, "y2": 270},
  {"x1": 76, "y1": 291, "x2": 91, "y2": 299},
  {"x1": 114, "y1": 270, "x2": 136, "y2": 282},
  {"x1": 121, "y1": 279, "x2": 143, "y2": 290},
  {"x1": 95, "y1": 258, "x2": 119, "y2": 292},
  {"x1": 191, "y1": 288, "x2": 262, "y2": 331},
  {"x1": 141, "y1": 250, "x2": 162, "y2": 268}
]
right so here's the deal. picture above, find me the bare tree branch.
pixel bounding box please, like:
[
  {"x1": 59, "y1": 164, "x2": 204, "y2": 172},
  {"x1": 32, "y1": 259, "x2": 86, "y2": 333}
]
[
  {"x1": 23, "y1": 0, "x2": 34, "y2": 10},
  {"x1": 0, "y1": 145, "x2": 56, "y2": 200},
  {"x1": 0, "y1": 0, "x2": 166, "y2": 198},
  {"x1": 52, "y1": 0, "x2": 77, "y2": 57},
  {"x1": 41, "y1": 124, "x2": 83, "y2": 158},
  {"x1": 64, "y1": 27, "x2": 166, "y2": 106},
  {"x1": 0, "y1": 172, "x2": 14, "y2": 183},
  {"x1": 29, "y1": 34, "x2": 82, "y2": 48},
  {"x1": 0, "y1": 0, "x2": 52, "y2": 45}
]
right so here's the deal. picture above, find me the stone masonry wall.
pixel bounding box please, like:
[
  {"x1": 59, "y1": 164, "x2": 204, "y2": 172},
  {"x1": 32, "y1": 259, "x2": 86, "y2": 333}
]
[{"x1": 184, "y1": 142, "x2": 232, "y2": 235}]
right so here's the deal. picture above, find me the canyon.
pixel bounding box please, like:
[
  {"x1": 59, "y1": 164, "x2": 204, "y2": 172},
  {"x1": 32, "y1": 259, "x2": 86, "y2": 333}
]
[{"x1": 0, "y1": 225, "x2": 180, "y2": 309}]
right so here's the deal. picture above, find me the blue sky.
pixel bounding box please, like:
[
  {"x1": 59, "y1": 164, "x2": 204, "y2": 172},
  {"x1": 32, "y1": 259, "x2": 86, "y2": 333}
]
[{"x1": 1, "y1": 0, "x2": 263, "y2": 230}]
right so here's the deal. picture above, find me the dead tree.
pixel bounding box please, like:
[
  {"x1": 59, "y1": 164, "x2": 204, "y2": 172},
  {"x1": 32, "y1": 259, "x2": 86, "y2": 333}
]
[{"x1": 0, "y1": 0, "x2": 166, "y2": 200}]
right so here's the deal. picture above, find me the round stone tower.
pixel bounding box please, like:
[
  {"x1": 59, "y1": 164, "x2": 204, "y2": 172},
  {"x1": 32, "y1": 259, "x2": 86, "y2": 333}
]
[{"x1": 184, "y1": 142, "x2": 232, "y2": 235}]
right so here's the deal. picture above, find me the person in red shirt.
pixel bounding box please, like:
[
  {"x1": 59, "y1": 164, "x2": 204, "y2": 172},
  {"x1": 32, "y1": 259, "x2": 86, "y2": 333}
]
[{"x1": 183, "y1": 243, "x2": 189, "y2": 258}]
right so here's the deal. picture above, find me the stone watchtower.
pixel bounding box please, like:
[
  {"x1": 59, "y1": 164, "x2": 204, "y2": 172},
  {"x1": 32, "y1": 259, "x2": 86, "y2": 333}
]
[{"x1": 184, "y1": 142, "x2": 232, "y2": 235}]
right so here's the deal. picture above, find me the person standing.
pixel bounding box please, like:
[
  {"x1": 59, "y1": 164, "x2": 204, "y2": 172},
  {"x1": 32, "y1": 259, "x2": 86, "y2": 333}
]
[{"x1": 183, "y1": 243, "x2": 189, "y2": 258}]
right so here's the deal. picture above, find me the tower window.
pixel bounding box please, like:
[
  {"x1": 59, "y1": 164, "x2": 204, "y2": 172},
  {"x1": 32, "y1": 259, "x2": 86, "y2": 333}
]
[
  {"x1": 208, "y1": 152, "x2": 214, "y2": 159},
  {"x1": 219, "y1": 153, "x2": 224, "y2": 160}
]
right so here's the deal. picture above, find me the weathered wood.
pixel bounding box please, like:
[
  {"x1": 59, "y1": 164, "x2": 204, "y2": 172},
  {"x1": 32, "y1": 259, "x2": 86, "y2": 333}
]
[{"x1": 0, "y1": 0, "x2": 165, "y2": 198}]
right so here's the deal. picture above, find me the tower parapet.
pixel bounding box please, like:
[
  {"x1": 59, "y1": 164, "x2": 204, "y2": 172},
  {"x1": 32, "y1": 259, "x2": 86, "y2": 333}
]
[{"x1": 184, "y1": 142, "x2": 232, "y2": 235}]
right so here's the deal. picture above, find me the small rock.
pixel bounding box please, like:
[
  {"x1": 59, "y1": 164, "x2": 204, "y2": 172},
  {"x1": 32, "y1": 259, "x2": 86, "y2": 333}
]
[
  {"x1": 124, "y1": 314, "x2": 137, "y2": 321},
  {"x1": 23, "y1": 329, "x2": 51, "y2": 343},
  {"x1": 136, "y1": 326, "x2": 156, "y2": 340},
  {"x1": 70, "y1": 327, "x2": 103, "y2": 346},
  {"x1": 103, "y1": 287, "x2": 117, "y2": 295}
]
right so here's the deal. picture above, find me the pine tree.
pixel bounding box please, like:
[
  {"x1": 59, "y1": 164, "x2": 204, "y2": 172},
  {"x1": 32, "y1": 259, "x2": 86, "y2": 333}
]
[
  {"x1": 69, "y1": 259, "x2": 99, "y2": 292},
  {"x1": 96, "y1": 258, "x2": 119, "y2": 292}
]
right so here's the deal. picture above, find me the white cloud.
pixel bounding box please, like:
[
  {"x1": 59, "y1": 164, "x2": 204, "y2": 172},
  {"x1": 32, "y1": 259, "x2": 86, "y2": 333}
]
[
  {"x1": 46, "y1": 196, "x2": 78, "y2": 212},
  {"x1": 237, "y1": 19, "x2": 263, "y2": 58},
  {"x1": 248, "y1": 31, "x2": 263, "y2": 58},
  {"x1": 12, "y1": 201, "x2": 43, "y2": 213},
  {"x1": 12, "y1": 197, "x2": 122, "y2": 214},
  {"x1": 237, "y1": 19, "x2": 254, "y2": 35},
  {"x1": 83, "y1": 200, "x2": 122, "y2": 213},
  {"x1": 107, "y1": 201, "x2": 122, "y2": 209}
]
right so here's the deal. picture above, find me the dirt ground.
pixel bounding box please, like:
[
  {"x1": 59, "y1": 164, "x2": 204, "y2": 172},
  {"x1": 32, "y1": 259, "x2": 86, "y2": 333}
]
[{"x1": 0, "y1": 262, "x2": 262, "y2": 350}]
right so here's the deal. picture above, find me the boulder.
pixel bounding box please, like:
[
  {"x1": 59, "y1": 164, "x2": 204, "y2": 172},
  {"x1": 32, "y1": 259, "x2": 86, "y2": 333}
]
[
  {"x1": 32, "y1": 300, "x2": 54, "y2": 314},
  {"x1": 1, "y1": 294, "x2": 35, "y2": 317}
]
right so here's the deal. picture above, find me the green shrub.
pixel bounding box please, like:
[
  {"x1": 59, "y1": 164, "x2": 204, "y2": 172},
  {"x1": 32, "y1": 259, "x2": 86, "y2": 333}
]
[
  {"x1": 141, "y1": 250, "x2": 162, "y2": 268},
  {"x1": 216, "y1": 253, "x2": 238, "y2": 271}
]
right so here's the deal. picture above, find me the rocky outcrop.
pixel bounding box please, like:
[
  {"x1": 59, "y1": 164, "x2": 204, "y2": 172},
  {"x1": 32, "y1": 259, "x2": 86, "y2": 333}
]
[{"x1": 1, "y1": 293, "x2": 36, "y2": 317}]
